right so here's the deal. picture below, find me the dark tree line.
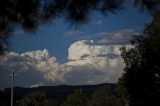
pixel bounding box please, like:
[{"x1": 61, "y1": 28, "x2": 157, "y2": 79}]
[
  {"x1": 118, "y1": 11, "x2": 160, "y2": 106},
  {"x1": 19, "y1": 86, "x2": 122, "y2": 106},
  {"x1": 19, "y1": 92, "x2": 51, "y2": 106}
]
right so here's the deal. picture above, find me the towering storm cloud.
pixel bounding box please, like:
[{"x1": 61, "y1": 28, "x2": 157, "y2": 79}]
[{"x1": 0, "y1": 40, "x2": 132, "y2": 90}]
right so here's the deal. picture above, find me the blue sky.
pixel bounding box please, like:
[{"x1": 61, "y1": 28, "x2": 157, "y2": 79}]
[
  {"x1": 0, "y1": 1, "x2": 155, "y2": 89},
  {"x1": 9, "y1": 1, "x2": 151, "y2": 63}
]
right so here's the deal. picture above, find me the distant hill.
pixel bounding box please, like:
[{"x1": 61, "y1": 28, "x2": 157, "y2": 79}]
[
  {"x1": 0, "y1": 83, "x2": 116, "y2": 106},
  {"x1": 4, "y1": 83, "x2": 116, "y2": 98}
]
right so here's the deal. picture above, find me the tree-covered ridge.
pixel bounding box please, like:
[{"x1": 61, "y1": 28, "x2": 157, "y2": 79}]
[{"x1": 0, "y1": 83, "x2": 117, "y2": 106}]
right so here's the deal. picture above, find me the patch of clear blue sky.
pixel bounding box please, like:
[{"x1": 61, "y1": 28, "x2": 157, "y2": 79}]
[{"x1": 9, "y1": 1, "x2": 151, "y2": 63}]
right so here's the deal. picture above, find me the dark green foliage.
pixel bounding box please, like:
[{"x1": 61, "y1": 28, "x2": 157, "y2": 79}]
[
  {"x1": 36, "y1": 0, "x2": 124, "y2": 25},
  {"x1": 0, "y1": 0, "x2": 43, "y2": 54},
  {"x1": 19, "y1": 92, "x2": 50, "y2": 106},
  {"x1": 117, "y1": 77, "x2": 129, "y2": 106},
  {"x1": 88, "y1": 85, "x2": 122, "y2": 106},
  {"x1": 0, "y1": 0, "x2": 159, "y2": 54},
  {"x1": 0, "y1": 0, "x2": 125, "y2": 54},
  {"x1": 134, "y1": 0, "x2": 160, "y2": 14},
  {"x1": 118, "y1": 12, "x2": 160, "y2": 106},
  {"x1": 0, "y1": 43, "x2": 5, "y2": 55},
  {"x1": 61, "y1": 90, "x2": 87, "y2": 106},
  {"x1": 2, "y1": 84, "x2": 117, "y2": 106}
]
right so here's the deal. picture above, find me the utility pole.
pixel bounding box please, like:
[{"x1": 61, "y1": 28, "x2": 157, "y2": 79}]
[{"x1": 11, "y1": 70, "x2": 14, "y2": 106}]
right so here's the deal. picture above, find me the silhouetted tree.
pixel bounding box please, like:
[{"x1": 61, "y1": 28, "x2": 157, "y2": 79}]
[
  {"x1": 0, "y1": 0, "x2": 125, "y2": 54},
  {"x1": 87, "y1": 85, "x2": 122, "y2": 106},
  {"x1": 19, "y1": 92, "x2": 50, "y2": 106},
  {"x1": 133, "y1": 0, "x2": 160, "y2": 14},
  {"x1": 118, "y1": 12, "x2": 160, "y2": 106},
  {"x1": 0, "y1": 0, "x2": 159, "y2": 54},
  {"x1": 61, "y1": 90, "x2": 87, "y2": 106},
  {"x1": 117, "y1": 77, "x2": 129, "y2": 106}
]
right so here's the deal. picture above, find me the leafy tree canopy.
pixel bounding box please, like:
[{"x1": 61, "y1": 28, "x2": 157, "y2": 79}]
[
  {"x1": 0, "y1": 0, "x2": 159, "y2": 54},
  {"x1": 61, "y1": 90, "x2": 87, "y2": 106},
  {"x1": 88, "y1": 85, "x2": 122, "y2": 106},
  {"x1": 118, "y1": 11, "x2": 160, "y2": 106},
  {"x1": 19, "y1": 92, "x2": 50, "y2": 106}
]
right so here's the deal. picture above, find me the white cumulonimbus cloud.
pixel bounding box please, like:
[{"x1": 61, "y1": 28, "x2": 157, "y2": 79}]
[{"x1": 0, "y1": 40, "x2": 132, "y2": 90}]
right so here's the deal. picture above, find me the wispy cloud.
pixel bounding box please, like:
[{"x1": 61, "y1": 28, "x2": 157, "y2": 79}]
[
  {"x1": 71, "y1": 28, "x2": 141, "y2": 44},
  {"x1": 97, "y1": 29, "x2": 139, "y2": 37},
  {"x1": 96, "y1": 28, "x2": 140, "y2": 44},
  {"x1": 92, "y1": 20, "x2": 103, "y2": 26},
  {"x1": 10, "y1": 31, "x2": 24, "y2": 36},
  {"x1": 64, "y1": 30, "x2": 84, "y2": 37}
]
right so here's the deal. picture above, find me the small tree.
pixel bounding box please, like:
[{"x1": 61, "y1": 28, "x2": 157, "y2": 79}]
[
  {"x1": 19, "y1": 92, "x2": 50, "y2": 106},
  {"x1": 61, "y1": 90, "x2": 87, "y2": 106},
  {"x1": 88, "y1": 85, "x2": 122, "y2": 106}
]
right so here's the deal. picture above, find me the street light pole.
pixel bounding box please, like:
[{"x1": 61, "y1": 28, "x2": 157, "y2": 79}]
[{"x1": 11, "y1": 70, "x2": 14, "y2": 106}]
